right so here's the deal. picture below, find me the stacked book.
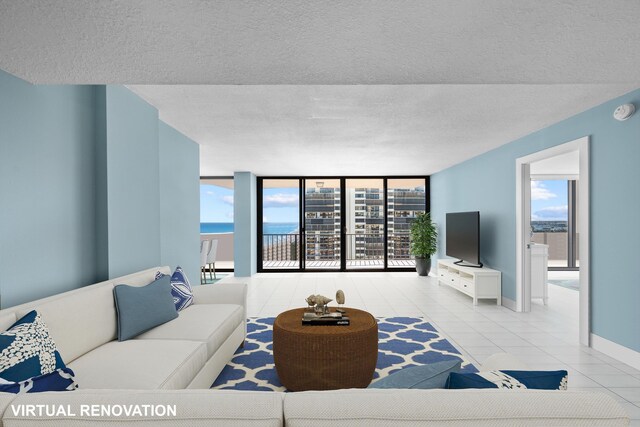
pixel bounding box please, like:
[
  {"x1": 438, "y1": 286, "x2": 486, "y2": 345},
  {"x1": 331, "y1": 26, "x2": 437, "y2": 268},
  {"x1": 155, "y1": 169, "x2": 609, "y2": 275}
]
[{"x1": 302, "y1": 311, "x2": 350, "y2": 326}]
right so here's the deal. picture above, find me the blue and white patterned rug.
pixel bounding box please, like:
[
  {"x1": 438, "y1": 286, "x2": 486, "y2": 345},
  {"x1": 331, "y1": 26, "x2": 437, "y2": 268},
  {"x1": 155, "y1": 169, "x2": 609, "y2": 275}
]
[{"x1": 211, "y1": 316, "x2": 477, "y2": 391}]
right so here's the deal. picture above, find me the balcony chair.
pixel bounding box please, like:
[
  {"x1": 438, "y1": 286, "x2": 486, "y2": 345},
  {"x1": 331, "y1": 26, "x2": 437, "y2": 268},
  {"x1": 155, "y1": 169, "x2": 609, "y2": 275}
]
[
  {"x1": 206, "y1": 239, "x2": 219, "y2": 281},
  {"x1": 200, "y1": 239, "x2": 211, "y2": 284}
]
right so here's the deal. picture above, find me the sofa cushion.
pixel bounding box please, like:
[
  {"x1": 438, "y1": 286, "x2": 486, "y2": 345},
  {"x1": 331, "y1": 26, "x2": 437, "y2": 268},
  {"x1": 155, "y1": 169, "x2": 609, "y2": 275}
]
[
  {"x1": 156, "y1": 266, "x2": 194, "y2": 311},
  {"x1": 113, "y1": 275, "x2": 178, "y2": 341},
  {"x1": 68, "y1": 340, "x2": 207, "y2": 389},
  {"x1": 8, "y1": 267, "x2": 172, "y2": 364},
  {"x1": 368, "y1": 360, "x2": 461, "y2": 389},
  {"x1": 19, "y1": 284, "x2": 118, "y2": 363},
  {"x1": 283, "y1": 389, "x2": 629, "y2": 426},
  {"x1": 6, "y1": 389, "x2": 284, "y2": 426},
  {"x1": 0, "y1": 311, "x2": 67, "y2": 382},
  {"x1": 135, "y1": 304, "x2": 244, "y2": 358},
  {"x1": 446, "y1": 370, "x2": 568, "y2": 390}
]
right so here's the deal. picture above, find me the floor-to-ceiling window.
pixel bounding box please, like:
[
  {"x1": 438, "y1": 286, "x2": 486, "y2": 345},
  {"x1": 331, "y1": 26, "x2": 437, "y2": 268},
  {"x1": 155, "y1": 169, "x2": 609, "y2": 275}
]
[
  {"x1": 259, "y1": 179, "x2": 301, "y2": 269},
  {"x1": 200, "y1": 177, "x2": 234, "y2": 271},
  {"x1": 387, "y1": 178, "x2": 427, "y2": 267},
  {"x1": 530, "y1": 179, "x2": 579, "y2": 270},
  {"x1": 258, "y1": 176, "x2": 428, "y2": 272}
]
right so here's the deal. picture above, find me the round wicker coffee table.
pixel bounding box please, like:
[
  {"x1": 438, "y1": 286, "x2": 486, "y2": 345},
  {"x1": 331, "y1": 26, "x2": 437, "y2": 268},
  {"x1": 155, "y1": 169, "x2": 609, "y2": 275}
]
[{"x1": 273, "y1": 307, "x2": 378, "y2": 391}]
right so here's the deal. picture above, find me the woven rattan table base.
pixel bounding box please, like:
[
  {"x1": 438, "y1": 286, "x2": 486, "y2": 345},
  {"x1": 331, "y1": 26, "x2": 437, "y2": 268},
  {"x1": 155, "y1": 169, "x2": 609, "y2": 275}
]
[{"x1": 273, "y1": 307, "x2": 378, "y2": 391}]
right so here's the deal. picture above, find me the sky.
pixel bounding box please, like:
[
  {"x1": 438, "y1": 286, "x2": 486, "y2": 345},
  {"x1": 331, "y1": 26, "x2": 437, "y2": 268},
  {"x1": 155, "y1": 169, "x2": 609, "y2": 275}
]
[
  {"x1": 202, "y1": 181, "x2": 563, "y2": 223},
  {"x1": 200, "y1": 184, "x2": 234, "y2": 222},
  {"x1": 262, "y1": 187, "x2": 299, "y2": 223},
  {"x1": 200, "y1": 184, "x2": 299, "y2": 223},
  {"x1": 531, "y1": 180, "x2": 568, "y2": 221}
]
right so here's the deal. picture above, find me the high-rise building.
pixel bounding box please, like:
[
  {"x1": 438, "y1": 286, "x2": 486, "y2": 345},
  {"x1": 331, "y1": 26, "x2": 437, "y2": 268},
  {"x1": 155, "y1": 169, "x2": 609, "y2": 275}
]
[
  {"x1": 345, "y1": 188, "x2": 384, "y2": 261},
  {"x1": 387, "y1": 186, "x2": 426, "y2": 261},
  {"x1": 304, "y1": 186, "x2": 341, "y2": 261},
  {"x1": 302, "y1": 184, "x2": 425, "y2": 264}
]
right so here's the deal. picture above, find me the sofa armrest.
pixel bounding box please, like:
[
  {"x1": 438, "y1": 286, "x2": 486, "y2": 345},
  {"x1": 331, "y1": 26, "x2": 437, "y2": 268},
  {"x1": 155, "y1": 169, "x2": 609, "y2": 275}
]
[{"x1": 192, "y1": 283, "x2": 248, "y2": 319}]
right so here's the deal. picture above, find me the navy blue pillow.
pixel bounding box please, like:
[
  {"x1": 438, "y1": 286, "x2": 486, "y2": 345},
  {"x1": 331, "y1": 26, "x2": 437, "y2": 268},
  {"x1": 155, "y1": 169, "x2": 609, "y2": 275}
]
[
  {"x1": 0, "y1": 367, "x2": 78, "y2": 393},
  {"x1": 369, "y1": 360, "x2": 461, "y2": 389},
  {"x1": 0, "y1": 310, "x2": 67, "y2": 382},
  {"x1": 113, "y1": 275, "x2": 178, "y2": 341},
  {"x1": 155, "y1": 266, "x2": 194, "y2": 311},
  {"x1": 446, "y1": 370, "x2": 568, "y2": 390}
]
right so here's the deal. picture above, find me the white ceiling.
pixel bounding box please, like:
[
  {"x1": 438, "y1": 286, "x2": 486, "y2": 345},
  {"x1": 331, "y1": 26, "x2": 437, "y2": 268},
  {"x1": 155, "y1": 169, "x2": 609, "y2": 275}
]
[
  {"x1": 128, "y1": 84, "x2": 636, "y2": 176},
  {"x1": 1, "y1": 1, "x2": 639, "y2": 84},
  {"x1": 1, "y1": 1, "x2": 639, "y2": 176}
]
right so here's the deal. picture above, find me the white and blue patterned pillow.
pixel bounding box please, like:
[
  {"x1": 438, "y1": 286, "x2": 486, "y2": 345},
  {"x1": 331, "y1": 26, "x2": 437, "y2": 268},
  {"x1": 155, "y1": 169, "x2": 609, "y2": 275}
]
[
  {"x1": 155, "y1": 266, "x2": 194, "y2": 311},
  {"x1": 0, "y1": 310, "x2": 67, "y2": 382},
  {"x1": 446, "y1": 370, "x2": 568, "y2": 390},
  {"x1": 0, "y1": 367, "x2": 78, "y2": 393}
]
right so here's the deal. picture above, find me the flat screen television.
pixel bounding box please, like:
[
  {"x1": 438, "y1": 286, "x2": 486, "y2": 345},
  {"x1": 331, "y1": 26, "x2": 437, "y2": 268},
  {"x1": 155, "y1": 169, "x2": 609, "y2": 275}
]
[{"x1": 446, "y1": 211, "x2": 482, "y2": 268}]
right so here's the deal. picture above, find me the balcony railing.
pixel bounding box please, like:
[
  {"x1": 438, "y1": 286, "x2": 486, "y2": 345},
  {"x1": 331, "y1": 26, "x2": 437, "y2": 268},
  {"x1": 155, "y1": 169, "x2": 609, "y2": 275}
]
[
  {"x1": 262, "y1": 232, "x2": 415, "y2": 269},
  {"x1": 531, "y1": 231, "x2": 580, "y2": 268}
]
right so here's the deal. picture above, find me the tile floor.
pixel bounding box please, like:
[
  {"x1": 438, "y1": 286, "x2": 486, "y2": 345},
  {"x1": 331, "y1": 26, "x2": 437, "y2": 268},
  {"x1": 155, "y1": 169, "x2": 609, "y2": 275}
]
[{"x1": 220, "y1": 271, "x2": 640, "y2": 423}]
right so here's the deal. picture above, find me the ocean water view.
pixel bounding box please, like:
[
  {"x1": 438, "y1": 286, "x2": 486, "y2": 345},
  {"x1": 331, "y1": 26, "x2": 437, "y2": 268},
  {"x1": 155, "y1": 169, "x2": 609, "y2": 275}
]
[
  {"x1": 200, "y1": 222, "x2": 299, "y2": 235},
  {"x1": 200, "y1": 222, "x2": 234, "y2": 233}
]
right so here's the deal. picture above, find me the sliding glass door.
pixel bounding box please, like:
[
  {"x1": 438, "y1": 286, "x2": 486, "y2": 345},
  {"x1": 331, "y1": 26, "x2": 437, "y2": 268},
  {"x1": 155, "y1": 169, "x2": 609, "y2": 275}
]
[
  {"x1": 345, "y1": 179, "x2": 384, "y2": 270},
  {"x1": 304, "y1": 179, "x2": 341, "y2": 270},
  {"x1": 259, "y1": 176, "x2": 428, "y2": 272},
  {"x1": 260, "y1": 179, "x2": 301, "y2": 269},
  {"x1": 387, "y1": 179, "x2": 427, "y2": 268}
]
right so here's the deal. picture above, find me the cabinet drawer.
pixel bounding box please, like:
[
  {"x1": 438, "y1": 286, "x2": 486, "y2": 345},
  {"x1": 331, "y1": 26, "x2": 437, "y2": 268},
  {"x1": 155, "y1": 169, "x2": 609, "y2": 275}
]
[
  {"x1": 445, "y1": 275, "x2": 458, "y2": 287},
  {"x1": 459, "y1": 278, "x2": 474, "y2": 294}
]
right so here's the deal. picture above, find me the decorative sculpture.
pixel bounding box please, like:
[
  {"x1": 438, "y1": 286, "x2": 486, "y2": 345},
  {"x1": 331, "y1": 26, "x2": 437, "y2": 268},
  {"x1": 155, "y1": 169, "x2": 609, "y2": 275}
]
[
  {"x1": 336, "y1": 290, "x2": 345, "y2": 313},
  {"x1": 305, "y1": 295, "x2": 316, "y2": 311},
  {"x1": 305, "y1": 294, "x2": 333, "y2": 314}
]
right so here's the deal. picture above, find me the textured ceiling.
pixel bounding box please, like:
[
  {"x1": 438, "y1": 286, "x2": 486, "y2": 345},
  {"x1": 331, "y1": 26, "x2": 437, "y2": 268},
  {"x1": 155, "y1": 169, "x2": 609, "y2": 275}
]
[
  {"x1": 128, "y1": 84, "x2": 636, "y2": 176},
  {"x1": 1, "y1": 0, "x2": 640, "y2": 84},
  {"x1": 2, "y1": 1, "x2": 638, "y2": 176}
]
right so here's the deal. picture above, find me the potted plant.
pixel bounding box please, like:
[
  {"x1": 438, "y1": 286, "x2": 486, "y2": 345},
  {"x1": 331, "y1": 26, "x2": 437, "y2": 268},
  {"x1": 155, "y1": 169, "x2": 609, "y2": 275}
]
[{"x1": 410, "y1": 212, "x2": 438, "y2": 276}]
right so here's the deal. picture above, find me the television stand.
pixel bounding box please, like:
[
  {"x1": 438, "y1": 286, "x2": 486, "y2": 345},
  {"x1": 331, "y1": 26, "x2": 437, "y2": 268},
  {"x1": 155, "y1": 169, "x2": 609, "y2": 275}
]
[
  {"x1": 454, "y1": 259, "x2": 483, "y2": 268},
  {"x1": 437, "y1": 259, "x2": 501, "y2": 305}
]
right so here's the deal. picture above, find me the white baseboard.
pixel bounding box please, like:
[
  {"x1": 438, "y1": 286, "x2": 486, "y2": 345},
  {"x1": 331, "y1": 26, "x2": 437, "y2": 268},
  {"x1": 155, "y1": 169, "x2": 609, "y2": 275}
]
[
  {"x1": 501, "y1": 297, "x2": 517, "y2": 311},
  {"x1": 591, "y1": 333, "x2": 640, "y2": 370}
]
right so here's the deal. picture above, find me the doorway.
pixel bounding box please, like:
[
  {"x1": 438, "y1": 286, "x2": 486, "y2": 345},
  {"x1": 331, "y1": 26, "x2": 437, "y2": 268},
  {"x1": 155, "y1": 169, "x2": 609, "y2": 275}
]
[
  {"x1": 257, "y1": 176, "x2": 428, "y2": 272},
  {"x1": 516, "y1": 137, "x2": 590, "y2": 346}
]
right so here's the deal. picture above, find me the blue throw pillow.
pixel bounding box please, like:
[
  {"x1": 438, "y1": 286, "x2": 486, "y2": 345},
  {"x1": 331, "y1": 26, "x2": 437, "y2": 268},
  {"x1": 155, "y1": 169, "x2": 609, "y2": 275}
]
[
  {"x1": 113, "y1": 275, "x2": 179, "y2": 341},
  {"x1": 446, "y1": 370, "x2": 568, "y2": 390},
  {"x1": 369, "y1": 360, "x2": 462, "y2": 389},
  {"x1": 155, "y1": 266, "x2": 194, "y2": 311},
  {"x1": 0, "y1": 310, "x2": 67, "y2": 382},
  {"x1": 0, "y1": 367, "x2": 78, "y2": 393}
]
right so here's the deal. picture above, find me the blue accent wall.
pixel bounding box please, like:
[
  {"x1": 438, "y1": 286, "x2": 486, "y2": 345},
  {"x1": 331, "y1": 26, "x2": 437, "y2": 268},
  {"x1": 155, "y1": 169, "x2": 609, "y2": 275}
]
[
  {"x1": 431, "y1": 89, "x2": 640, "y2": 352},
  {"x1": 0, "y1": 70, "x2": 98, "y2": 307},
  {"x1": 0, "y1": 71, "x2": 201, "y2": 307},
  {"x1": 234, "y1": 172, "x2": 257, "y2": 276},
  {"x1": 104, "y1": 86, "x2": 161, "y2": 278},
  {"x1": 159, "y1": 121, "x2": 200, "y2": 283}
]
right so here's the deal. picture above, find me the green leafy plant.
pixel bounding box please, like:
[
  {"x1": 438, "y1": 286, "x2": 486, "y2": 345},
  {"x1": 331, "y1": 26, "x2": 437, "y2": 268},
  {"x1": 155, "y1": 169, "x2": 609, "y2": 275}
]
[{"x1": 410, "y1": 212, "x2": 438, "y2": 258}]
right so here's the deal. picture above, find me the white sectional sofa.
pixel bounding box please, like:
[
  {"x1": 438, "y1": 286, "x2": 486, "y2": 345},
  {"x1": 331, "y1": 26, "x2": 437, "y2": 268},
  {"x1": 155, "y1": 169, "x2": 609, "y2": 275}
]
[
  {"x1": 0, "y1": 267, "x2": 630, "y2": 425},
  {"x1": 0, "y1": 388, "x2": 629, "y2": 426},
  {"x1": 0, "y1": 266, "x2": 247, "y2": 390}
]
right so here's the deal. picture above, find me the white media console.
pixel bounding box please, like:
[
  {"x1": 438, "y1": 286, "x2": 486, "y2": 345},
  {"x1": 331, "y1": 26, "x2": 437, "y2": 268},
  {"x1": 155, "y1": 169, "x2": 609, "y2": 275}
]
[{"x1": 436, "y1": 259, "x2": 502, "y2": 305}]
